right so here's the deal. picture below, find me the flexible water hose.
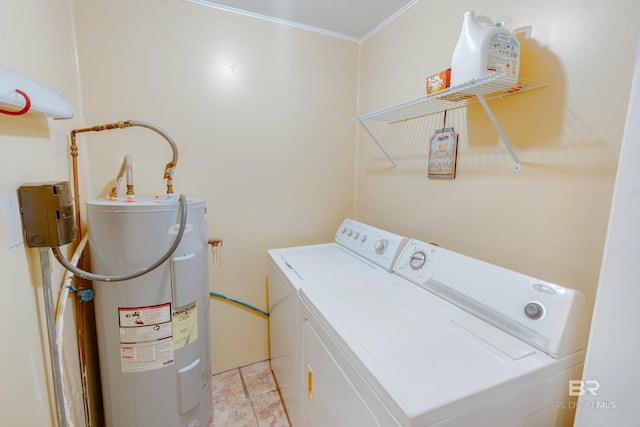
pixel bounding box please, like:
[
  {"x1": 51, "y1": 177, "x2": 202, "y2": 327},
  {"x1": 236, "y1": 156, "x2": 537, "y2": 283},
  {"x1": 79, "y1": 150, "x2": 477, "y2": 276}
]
[
  {"x1": 126, "y1": 120, "x2": 179, "y2": 167},
  {"x1": 52, "y1": 194, "x2": 188, "y2": 282},
  {"x1": 209, "y1": 291, "x2": 269, "y2": 317},
  {"x1": 109, "y1": 154, "x2": 135, "y2": 200}
]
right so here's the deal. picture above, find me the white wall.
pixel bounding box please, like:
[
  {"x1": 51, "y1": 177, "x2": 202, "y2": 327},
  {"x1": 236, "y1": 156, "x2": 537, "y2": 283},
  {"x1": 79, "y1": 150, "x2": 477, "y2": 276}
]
[
  {"x1": 3, "y1": 0, "x2": 640, "y2": 425},
  {"x1": 71, "y1": 0, "x2": 358, "y2": 373},
  {"x1": 355, "y1": 0, "x2": 640, "y2": 316},
  {"x1": 575, "y1": 38, "x2": 640, "y2": 426},
  {"x1": 0, "y1": 1, "x2": 86, "y2": 426}
]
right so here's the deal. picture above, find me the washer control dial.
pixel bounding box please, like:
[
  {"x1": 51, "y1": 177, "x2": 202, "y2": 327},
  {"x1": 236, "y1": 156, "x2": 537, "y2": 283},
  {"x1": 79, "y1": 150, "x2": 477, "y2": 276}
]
[
  {"x1": 410, "y1": 251, "x2": 426, "y2": 270},
  {"x1": 523, "y1": 302, "x2": 544, "y2": 320},
  {"x1": 374, "y1": 239, "x2": 387, "y2": 254}
]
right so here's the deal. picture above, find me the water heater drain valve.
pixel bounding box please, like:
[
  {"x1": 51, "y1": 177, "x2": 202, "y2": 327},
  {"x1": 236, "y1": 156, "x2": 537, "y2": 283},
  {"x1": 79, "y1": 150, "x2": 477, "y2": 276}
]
[{"x1": 69, "y1": 286, "x2": 95, "y2": 302}]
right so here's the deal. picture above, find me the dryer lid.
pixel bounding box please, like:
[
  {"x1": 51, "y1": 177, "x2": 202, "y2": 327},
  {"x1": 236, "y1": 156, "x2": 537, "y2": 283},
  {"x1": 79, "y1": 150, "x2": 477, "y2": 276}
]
[
  {"x1": 300, "y1": 276, "x2": 581, "y2": 426},
  {"x1": 281, "y1": 245, "x2": 377, "y2": 280}
]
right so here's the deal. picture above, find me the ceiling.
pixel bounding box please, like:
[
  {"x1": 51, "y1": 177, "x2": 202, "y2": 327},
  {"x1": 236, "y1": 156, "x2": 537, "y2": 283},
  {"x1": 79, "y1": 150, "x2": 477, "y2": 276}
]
[{"x1": 184, "y1": 0, "x2": 420, "y2": 41}]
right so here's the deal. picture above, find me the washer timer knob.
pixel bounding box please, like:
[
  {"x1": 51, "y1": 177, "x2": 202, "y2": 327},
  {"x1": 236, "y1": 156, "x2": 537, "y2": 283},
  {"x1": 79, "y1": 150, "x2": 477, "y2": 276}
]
[
  {"x1": 409, "y1": 251, "x2": 426, "y2": 270},
  {"x1": 374, "y1": 239, "x2": 387, "y2": 254}
]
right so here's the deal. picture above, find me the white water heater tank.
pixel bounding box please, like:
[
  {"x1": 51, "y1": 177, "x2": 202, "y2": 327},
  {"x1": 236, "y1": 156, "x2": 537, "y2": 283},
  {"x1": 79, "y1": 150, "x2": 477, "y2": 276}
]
[{"x1": 87, "y1": 196, "x2": 211, "y2": 427}]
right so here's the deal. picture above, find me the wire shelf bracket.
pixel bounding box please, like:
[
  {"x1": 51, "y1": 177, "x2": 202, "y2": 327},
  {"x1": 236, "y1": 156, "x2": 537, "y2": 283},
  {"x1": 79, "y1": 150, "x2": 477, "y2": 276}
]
[
  {"x1": 473, "y1": 87, "x2": 521, "y2": 172},
  {"x1": 358, "y1": 121, "x2": 398, "y2": 172}
]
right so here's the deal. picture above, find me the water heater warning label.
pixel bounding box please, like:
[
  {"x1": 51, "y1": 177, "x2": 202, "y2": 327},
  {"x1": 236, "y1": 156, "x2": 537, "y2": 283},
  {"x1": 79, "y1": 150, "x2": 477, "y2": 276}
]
[
  {"x1": 172, "y1": 302, "x2": 198, "y2": 350},
  {"x1": 119, "y1": 303, "x2": 174, "y2": 373}
]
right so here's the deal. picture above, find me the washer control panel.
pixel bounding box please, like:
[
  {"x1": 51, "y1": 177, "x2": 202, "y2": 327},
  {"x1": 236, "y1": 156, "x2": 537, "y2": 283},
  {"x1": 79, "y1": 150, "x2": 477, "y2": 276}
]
[
  {"x1": 394, "y1": 239, "x2": 589, "y2": 358},
  {"x1": 334, "y1": 219, "x2": 408, "y2": 271}
]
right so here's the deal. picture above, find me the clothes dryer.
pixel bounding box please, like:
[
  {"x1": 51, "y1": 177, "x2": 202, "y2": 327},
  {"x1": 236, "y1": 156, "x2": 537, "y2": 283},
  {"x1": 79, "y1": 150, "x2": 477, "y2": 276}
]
[{"x1": 300, "y1": 239, "x2": 588, "y2": 426}]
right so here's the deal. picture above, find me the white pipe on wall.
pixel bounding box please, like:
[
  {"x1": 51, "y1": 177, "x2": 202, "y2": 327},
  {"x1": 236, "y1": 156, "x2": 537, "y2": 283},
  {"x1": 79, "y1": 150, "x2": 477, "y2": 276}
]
[
  {"x1": 55, "y1": 234, "x2": 90, "y2": 427},
  {"x1": 39, "y1": 248, "x2": 68, "y2": 427}
]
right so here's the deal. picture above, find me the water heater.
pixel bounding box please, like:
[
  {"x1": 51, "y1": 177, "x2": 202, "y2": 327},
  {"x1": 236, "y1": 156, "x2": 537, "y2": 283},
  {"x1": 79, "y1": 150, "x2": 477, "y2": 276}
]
[{"x1": 87, "y1": 196, "x2": 211, "y2": 427}]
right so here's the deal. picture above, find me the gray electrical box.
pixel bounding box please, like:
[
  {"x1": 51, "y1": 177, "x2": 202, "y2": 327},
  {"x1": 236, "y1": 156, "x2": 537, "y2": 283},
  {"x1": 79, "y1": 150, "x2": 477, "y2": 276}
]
[{"x1": 17, "y1": 181, "x2": 76, "y2": 247}]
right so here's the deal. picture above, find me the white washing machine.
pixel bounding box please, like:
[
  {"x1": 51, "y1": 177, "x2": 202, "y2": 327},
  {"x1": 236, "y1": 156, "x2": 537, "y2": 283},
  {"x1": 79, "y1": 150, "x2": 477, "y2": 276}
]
[
  {"x1": 300, "y1": 239, "x2": 589, "y2": 426},
  {"x1": 268, "y1": 219, "x2": 408, "y2": 426}
]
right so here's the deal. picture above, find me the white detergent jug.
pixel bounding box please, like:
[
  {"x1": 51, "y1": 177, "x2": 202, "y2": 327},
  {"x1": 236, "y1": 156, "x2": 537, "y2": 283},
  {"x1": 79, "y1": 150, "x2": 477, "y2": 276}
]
[{"x1": 450, "y1": 11, "x2": 520, "y2": 87}]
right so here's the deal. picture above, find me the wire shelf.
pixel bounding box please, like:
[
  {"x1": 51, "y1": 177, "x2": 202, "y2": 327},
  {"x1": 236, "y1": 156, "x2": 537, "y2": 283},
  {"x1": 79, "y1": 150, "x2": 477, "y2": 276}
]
[
  {"x1": 351, "y1": 73, "x2": 548, "y2": 124},
  {"x1": 350, "y1": 73, "x2": 549, "y2": 172}
]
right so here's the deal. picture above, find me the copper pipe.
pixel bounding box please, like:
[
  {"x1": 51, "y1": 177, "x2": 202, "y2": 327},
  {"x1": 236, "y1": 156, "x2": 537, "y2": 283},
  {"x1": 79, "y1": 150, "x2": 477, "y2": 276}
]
[
  {"x1": 69, "y1": 132, "x2": 81, "y2": 242},
  {"x1": 75, "y1": 297, "x2": 91, "y2": 427},
  {"x1": 70, "y1": 120, "x2": 179, "y2": 222},
  {"x1": 69, "y1": 130, "x2": 92, "y2": 427}
]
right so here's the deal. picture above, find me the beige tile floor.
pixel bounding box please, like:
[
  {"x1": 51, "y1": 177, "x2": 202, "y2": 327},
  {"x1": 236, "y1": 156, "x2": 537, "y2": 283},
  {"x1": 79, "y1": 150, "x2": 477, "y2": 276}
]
[{"x1": 210, "y1": 360, "x2": 291, "y2": 427}]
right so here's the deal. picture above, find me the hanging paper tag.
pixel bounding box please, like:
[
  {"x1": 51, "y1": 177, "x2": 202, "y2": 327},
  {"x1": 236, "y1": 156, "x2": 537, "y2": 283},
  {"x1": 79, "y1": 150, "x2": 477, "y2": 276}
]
[{"x1": 427, "y1": 127, "x2": 458, "y2": 179}]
